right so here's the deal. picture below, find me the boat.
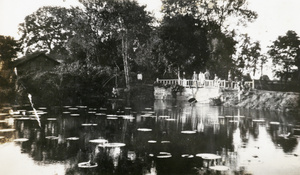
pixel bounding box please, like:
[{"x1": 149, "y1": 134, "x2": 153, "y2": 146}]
[{"x1": 209, "y1": 98, "x2": 222, "y2": 106}]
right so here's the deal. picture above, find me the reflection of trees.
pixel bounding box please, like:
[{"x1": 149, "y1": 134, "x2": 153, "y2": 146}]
[
  {"x1": 267, "y1": 122, "x2": 299, "y2": 153},
  {"x1": 263, "y1": 110, "x2": 299, "y2": 153},
  {"x1": 10, "y1": 102, "x2": 300, "y2": 174},
  {"x1": 239, "y1": 119, "x2": 250, "y2": 143},
  {"x1": 277, "y1": 136, "x2": 298, "y2": 153}
]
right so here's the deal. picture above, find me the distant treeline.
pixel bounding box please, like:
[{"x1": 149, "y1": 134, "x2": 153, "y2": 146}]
[{"x1": 254, "y1": 80, "x2": 300, "y2": 92}]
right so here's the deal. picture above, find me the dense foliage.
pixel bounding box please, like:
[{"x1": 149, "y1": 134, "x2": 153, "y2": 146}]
[
  {"x1": 3, "y1": 0, "x2": 298, "y2": 104},
  {"x1": 0, "y1": 35, "x2": 19, "y2": 103},
  {"x1": 0, "y1": 35, "x2": 19, "y2": 69},
  {"x1": 268, "y1": 30, "x2": 300, "y2": 81},
  {"x1": 159, "y1": 0, "x2": 257, "y2": 78},
  {"x1": 18, "y1": 7, "x2": 76, "y2": 55},
  {"x1": 159, "y1": 15, "x2": 209, "y2": 76}
]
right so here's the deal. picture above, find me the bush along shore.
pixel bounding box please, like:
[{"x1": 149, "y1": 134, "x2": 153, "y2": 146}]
[{"x1": 222, "y1": 89, "x2": 300, "y2": 113}]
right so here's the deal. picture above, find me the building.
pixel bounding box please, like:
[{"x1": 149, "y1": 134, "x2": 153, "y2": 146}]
[{"x1": 14, "y1": 51, "x2": 60, "y2": 75}]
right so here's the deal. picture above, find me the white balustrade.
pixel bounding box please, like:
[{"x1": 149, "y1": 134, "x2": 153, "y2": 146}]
[{"x1": 156, "y1": 78, "x2": 255, "y2": 89}]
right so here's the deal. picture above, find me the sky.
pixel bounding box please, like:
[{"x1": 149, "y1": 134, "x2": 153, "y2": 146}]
[
  {"x1": 0, "y1": 0, "x2": 300, "y2": 78},
  {"x1": 240, "y1": 0, "x2": 300, "y2": 53},
  {"x1": 1, "y1": 0, "x2": 300, "y2": 51}
]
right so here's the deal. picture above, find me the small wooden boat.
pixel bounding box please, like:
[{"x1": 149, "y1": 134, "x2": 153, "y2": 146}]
[
  {"x1": 209, "y1": 98, "x2": 222, "y2": 106},
  {"x1": 188, "y1": 98, "x2": 197, "y2": 104}
]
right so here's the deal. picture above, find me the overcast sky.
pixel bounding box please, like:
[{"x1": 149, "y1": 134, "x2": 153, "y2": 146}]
[{"x1": 1, "y1": 0, "x2": 300, "y2": 54}]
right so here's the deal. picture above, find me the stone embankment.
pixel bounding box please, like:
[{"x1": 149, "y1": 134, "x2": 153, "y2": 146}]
[{"x1": 222, "y1": 89, "x2": 300, "y2": 113}]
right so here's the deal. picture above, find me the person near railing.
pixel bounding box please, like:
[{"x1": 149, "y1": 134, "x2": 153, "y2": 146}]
[
  {"x1": 193, "y1": 71, "x2": 198, "y2": 88},
  {"x1": 204, "y1": 69, "x2": 210, "y2": 80},
  {"x1": 182, "y1": 72, "x2": 187, "y2": 87},
  {"x1": 233, "y1": 76, "x2": 239, "y2": 89},
  {"x1": 199, "y1": 71, "x2": 205, "y2": 87},
  {"x1": 214, "y1": 74, "x2": 219, "y2": 87}
]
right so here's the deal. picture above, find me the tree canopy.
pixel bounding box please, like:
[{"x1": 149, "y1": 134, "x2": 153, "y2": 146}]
[
  {"x1": 158, "y1": 0, "x2": 256, "y2": 78},
  {"x1": 18, "y1": 6, "x2": 76, "y2": 55},
  {"x1": 268, "y1": 30, "x2": 300, "y2": 80},
  {"x1": 161, "y1": 0, "x2": 257, "y2": 31},
  {"x1": 238, "y1": 34, "x2": 262, "y2": 77},
  {"x1": 0, "y1": 35, "x2": 19, "y2": 69},
  {"x1": 15, "y1": 0, "x2": 266, "y2": 90},
  {"x1": 158, "y1": 15, "x2": 209, "y2": 76}
]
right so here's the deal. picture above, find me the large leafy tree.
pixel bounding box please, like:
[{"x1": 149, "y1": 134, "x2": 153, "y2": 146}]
[
  {"x1": 159, "y1": 15, "x2": 209, "y2": 76},
  {"x1": 18, "y1": 6, "x2": 77, "y2": 54},
  {"x1": 161, "y1": 0, "x2": 257, "y2": 31},
  {"x1": 160, "y1": 0, "x2": 257, "y2": 78},
  {"x1": 268, "y1": 30, "x2": 300, "y2": 80},
  {"x1": 206, "y1": 22, "x2": 236, "y2": 79},
  {"x1": 0, "y1": 35, "x2": 20, "y2": 69},
  {"x1": 238, "y1": 34, "x2": 261, "y2": 77},
  {"x1": 78, "y1": 0, "x2": 154, "y2": 89}
]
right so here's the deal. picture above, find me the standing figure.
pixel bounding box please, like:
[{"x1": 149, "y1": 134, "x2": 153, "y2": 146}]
[
  {"x1": 198, "y1": 72, "x2": 205, "y2": 86},
  {"x1": 192, "y1": 71, "x2": 198, "y2": 87},
  {"x1": 182, "y1": 72, "x2": 187, "y2": 87},
  {"x1": 204, "y1": 69, "x2": 210, "y2": 80},
  {"x1": 214, "y1": 74, "x2": 218, "y2": 87}
]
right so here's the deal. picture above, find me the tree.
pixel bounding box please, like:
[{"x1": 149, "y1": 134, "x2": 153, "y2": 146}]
[
  {"x1": 161, "y1": 0, "x2": 257, "y2": 31},
  {"x1": 79, "y1": 0, "x2": 154, "y2": 89},
  {"x1": 206, "y1": 22, "x2": 236, "y2": 79},
  {"x1": 268, "y1": 30, "x2": 300, "y2": 80},
  {"x1": 133, "y1": 31, "x2": 168, "y2": 81},
  {"x1": 160, "y1": 0, "x2": 257, "y2": 78},
  {"x1": 18, "y1": 6, "x2": 77, "y2": 54},
  {"x1": 238, "y1": 34, "x2": 261, "y2": 77},
  {"x1": 259, "y1": 54, "x2": 268, "y2": 77},
  {"x1": 159, "y1": 14, "x2": 209, "y2": 77},
  {"x1": 0, "y1": 35, "x2": 20, "y2": 69}
]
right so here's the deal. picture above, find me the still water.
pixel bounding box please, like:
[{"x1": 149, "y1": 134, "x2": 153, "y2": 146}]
[{"x1": 0, "y1": 100, "x2": 300, "y2": 175}]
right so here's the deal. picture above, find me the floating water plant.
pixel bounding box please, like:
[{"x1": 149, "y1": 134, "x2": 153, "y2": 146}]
[
  {"x1": 181, "y1": 130, "x2": 197, "y2": 134},
  {"x1": 78, "y1": 161, "x2": 98, "y2": 168},
  {"x1": 98, "y1": 143, "x2": 126, "y2": 148},
  {"x1": 165, "y1": 118, "x2": 176, "y2": 121},
  {"x1": 137, "y1": 128, "x2": 152, "y2": 132},
  {"x1": 209, "y1": 165, "x2": 230, "y2": 171},
  {"x1": 45, "y1": 136, "x2": 59, "y2": 140},
  {"x1": 13, "y1": 138, "x2": 29, "y2": 142},
  {"x1": 66, "y1": 137, "x2": 79, "y2": 141},
  {"x1": 157, "y1": 152, "x2": 172, "y2": 158},
  {"x1": 252, "y1": 119, "x2": 265, "y2": 123},
  {"x1": 122, "y1": 115, "x2": 135, "y2": 120},
  {"x1": 270, "y1": 121, "x2": 280, "y2": 125},
  {"x1": 148, "y1": 140, "x2": 157, "y2": 143},
  {"x1": 89, "y1": 138, "x2": 108, "y2": 144},
  {"x1": 81, "y1": 123, "x2": 98, "y2": 126}
]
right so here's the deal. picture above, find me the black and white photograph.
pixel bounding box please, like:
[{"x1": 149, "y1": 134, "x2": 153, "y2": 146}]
[{"x1": 0, "y1": 0, "x2": 300, "y2": 174}]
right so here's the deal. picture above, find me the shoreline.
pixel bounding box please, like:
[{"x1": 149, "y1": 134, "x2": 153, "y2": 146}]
[{"x1": 222, "y1": 89, "x2": 300, "y2": 113}]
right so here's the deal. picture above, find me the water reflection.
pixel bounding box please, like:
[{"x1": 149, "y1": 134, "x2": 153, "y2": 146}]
[{"x1": 0, "y1": 100, "x2": 300, "y2": 175}]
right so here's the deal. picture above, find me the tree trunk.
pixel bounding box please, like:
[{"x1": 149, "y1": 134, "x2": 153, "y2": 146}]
[{"x1": 122, "y1": 29, "x2": 130, "y2": 90}]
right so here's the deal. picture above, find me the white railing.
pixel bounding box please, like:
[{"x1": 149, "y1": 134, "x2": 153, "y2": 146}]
[{"x1": 156, "y1": 78, "x2": 255, "y2": 89}]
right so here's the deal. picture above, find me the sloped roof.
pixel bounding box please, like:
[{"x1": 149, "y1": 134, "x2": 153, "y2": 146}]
[{"x1": 14, "y1": 51, "x2": 60, "y2": 67}]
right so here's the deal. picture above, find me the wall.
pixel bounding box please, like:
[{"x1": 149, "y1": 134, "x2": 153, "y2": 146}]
[
  {"x1": 154, "y1": 86, "x2": 221, "y2": 103},
  {"x1": 17, "y1": 55, "x2": 58, "y2": 75},
  {"x1": 154, "y1": 86, "x2": 300, "y2": 113},
  {"x1": 222, "y1": 89, "x2": 300, "y2": 113}
]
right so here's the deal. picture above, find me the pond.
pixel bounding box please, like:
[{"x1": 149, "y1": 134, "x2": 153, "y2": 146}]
[{"x1": 0, "y1": 99, "x2": 300, "y2": 175}]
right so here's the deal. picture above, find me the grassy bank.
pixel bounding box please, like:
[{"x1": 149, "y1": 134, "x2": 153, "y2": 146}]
[{"x1": 222, "y1": 89, "x2": 300, "y2": 113}]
